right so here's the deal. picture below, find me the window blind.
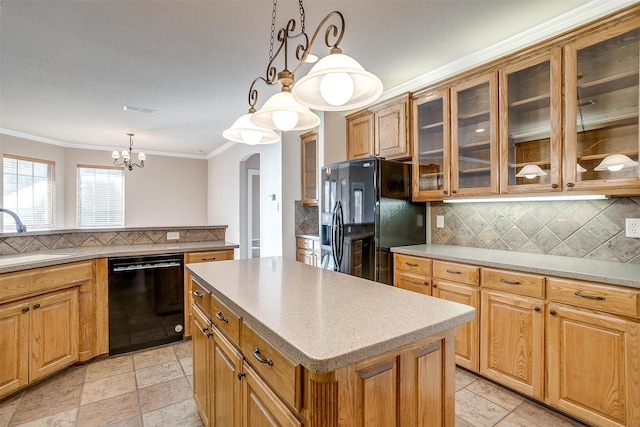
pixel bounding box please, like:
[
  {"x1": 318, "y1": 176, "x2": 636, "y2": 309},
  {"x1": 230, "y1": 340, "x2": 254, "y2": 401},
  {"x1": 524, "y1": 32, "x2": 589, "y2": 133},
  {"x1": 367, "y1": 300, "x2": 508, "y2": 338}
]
[
  {"x1": 2, "y1": 155, "x2": 55, "y2": 231},
  {"x1": 77, "y1": 165, "x2": 124, "y2": 228}
]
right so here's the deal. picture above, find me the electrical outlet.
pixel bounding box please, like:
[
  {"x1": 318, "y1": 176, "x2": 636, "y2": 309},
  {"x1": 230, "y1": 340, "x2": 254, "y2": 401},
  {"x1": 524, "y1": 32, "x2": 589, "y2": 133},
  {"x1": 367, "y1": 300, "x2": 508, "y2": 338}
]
[
  {"x1": 436, "y1": 215, "x2": 445, "y2": 229},
  {"x1": 167, "y1": 231, "x2": 180, "y2": 240},
  {"x1": 626, "y1": 218, "x2": 640, "y2": 238}
]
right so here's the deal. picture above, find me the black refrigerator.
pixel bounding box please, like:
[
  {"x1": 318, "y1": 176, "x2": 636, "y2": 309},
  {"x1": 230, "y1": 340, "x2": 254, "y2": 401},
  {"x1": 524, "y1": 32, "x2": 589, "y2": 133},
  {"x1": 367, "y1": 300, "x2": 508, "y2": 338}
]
[{"x1": 320, "y1": 157, "x2": 426, "y2": 285}]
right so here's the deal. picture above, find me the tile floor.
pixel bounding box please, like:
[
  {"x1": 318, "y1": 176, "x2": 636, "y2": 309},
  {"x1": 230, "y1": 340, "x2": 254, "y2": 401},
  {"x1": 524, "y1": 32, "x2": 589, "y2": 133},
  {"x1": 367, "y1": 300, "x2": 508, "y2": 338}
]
[{"x1": 0, "y1": 341, "x2": 588, "y2": 427}]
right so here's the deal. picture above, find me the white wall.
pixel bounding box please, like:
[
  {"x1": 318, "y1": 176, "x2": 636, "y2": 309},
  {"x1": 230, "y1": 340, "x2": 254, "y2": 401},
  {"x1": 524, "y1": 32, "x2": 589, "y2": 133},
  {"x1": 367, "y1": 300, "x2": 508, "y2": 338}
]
[
  {"x1": 207, "y1": 142, "x2": 282, "y2": 259},
  {"x1": 1, "y1": 133, "x2": 208, "y2": 228},
  {"x1": 323, "y1": 111, "x2": 347, "y2": 167},
  {"x1": 281, "y1": 130, "x2": 302, "y2": 261}
]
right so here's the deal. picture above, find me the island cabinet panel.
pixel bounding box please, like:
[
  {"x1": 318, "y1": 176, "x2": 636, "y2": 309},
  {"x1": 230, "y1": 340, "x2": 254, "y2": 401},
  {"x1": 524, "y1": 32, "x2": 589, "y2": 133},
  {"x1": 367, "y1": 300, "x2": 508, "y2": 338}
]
[
  {"x1": 480, "y1": 290, "x2": 544, "y2": 400},
  {"x1": 192, "y1": 305, "x2": 212, "y2": 427},
  {"x1": 547, "y1": 302, "x2": 640, "y2": 427},
  {"x1": 0, "y1": 300, "x2": 29, "y2": 397},
  {"x1": 243, "y1": 364, "x2": 302, "y2": 427},
  {"x1": 212, "y1": 328, "x2": 242, "y2": 427}
]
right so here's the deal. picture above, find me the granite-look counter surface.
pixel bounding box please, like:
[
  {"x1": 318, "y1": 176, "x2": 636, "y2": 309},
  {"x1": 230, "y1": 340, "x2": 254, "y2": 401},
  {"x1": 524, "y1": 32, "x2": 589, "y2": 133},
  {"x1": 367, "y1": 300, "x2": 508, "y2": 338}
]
[
  {"x1": 0, "y1": 240, "x2": 238, "y2": 274},
  {"x1": 391, "y1": 244, "x2": 640, "y2": 289},
  {"x1": 186, "y1": 257, "x2": 474, "y2": 373}
]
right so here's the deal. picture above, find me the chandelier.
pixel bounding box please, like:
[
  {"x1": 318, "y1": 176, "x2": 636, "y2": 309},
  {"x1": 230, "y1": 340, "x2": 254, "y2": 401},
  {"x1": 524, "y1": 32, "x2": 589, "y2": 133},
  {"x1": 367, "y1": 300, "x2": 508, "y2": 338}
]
[
  {"x1": 223, "y1": 0, "x2": 383, "y2": 144},
  {"x1": 112, "y1": 133, "x2": 146, "y2": 171}
]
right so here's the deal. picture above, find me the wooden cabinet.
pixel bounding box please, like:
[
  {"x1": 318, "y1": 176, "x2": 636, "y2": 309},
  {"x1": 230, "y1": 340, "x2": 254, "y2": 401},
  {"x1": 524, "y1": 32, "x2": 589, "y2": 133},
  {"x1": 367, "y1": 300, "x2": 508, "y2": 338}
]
[
  {"x1": 300, "y1": 130, "x2": 319, "y2": 206},
  {"x1": 393, "y1": 254, "x2": 432, "y2": 295},
  {"x1": 192, "y1": 305, "x2": 212, "y2": 427},
  {"x1": 295, "y1": 236, "x2": 319, "y2": 267},
  {"x1": 212, "y1": 328, "x2": 243, "y2": 427},
  {"x1": 412, "y1": 88, "x2": 451, "y2": 201},
  {"x1": 480, "y1": 290, "x2": 544, "y2": 400},
  {"x1": 564, "y1": 20, "x2": 640, "y2": 193},
  {"x1": 346, "y1": 94, "x2": 411, "y2": 160},
  {"x1": 499, "y1": 48, "x2": 563, "y2": 194},
  {"x1": 0, "y1": 299, "x2": 29, "y2": 397},
  {"x1": 184, "y1": 249, "x2": 234, "y2": 338},
  {"x1": 451, "y1": 72, "x2": 499, "y2": 196}
]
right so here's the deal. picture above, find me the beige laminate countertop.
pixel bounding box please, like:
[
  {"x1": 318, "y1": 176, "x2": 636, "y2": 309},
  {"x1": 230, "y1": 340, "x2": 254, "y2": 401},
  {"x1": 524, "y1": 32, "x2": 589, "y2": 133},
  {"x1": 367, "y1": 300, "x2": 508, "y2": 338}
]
[
  {"x1": 391, "y1": 244, "x2": 640, "y2": 289},
  {"x1": 0, "y1": 240, "x2": 238, "y2": 274},
  {"x1": 186, "y1": 257, "x2": 474, "y2": 373}
]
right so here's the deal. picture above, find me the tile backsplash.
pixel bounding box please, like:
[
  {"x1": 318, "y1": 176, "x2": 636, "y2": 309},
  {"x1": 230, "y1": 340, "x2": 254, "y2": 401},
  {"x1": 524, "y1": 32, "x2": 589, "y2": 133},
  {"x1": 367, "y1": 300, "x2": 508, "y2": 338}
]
[
  {"x1": 431, "y1": 197, "x2": 640, "y2": 263},
  {"x1": 0, "y1": 226, "x2": 227, "y2": 256},
  {"x1": 294, "y1": 201, "x2": 319, "y2": 236}
]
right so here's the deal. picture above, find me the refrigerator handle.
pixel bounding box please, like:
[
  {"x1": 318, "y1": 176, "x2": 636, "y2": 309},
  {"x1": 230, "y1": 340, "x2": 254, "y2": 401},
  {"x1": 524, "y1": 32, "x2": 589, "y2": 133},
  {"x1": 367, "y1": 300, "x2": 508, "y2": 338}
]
[
  {"x1": 335, "y1": 201, "x2": 344, "y2": 271},
  {"x1": 331, "y1": 202, "x2": 339, "y2": 271}
]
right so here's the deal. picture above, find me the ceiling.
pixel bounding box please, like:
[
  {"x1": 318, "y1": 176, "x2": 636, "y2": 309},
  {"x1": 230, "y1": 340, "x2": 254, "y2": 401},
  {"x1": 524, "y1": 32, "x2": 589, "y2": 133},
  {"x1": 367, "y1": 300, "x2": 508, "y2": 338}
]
[{"x1": 0, "y1": 0, "x2": 631, "y2": 159}]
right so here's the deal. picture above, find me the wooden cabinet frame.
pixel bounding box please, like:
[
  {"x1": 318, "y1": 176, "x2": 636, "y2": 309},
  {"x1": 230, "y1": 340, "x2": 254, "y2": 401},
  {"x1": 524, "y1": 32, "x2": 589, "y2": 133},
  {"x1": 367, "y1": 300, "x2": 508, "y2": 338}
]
[{"x1": 300, "y1": 130, "x2": 319, "y2": 206}]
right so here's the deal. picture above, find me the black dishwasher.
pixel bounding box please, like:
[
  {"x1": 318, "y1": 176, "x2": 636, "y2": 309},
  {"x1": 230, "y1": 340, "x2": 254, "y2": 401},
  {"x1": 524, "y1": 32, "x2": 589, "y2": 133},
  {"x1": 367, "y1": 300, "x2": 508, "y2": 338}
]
[{"x1": 108, "y1": 253, "x2": 184, "y2": 355}]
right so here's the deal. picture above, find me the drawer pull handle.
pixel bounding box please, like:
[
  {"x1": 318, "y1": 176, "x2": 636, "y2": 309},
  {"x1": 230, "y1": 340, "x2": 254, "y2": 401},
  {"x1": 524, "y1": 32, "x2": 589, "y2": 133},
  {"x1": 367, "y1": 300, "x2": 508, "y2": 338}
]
[
  {"x1": 193, "y1": 290, "x2": 203, "y2": 298},
  {"x1": 574, "y1": 291, "x2": 605, "y2": 301},
  {"x1": 446, "y1": 269, "x2": 462, "y2": 275},
  {"x1": 405, "y1": 262, "x2": 419, "y2": 267},
  {"x1": 201, "y1": 257, "x2": 217, "y2": 261},
  {"x1": 499, "y1": 278, "x2": 521, "y2": 285},
  {"x1": 253, "y1": 348, "x2": 273, "y2": 366},
  {"x1": 215, "y1": 311, "x2": 229, "y2": 323}
]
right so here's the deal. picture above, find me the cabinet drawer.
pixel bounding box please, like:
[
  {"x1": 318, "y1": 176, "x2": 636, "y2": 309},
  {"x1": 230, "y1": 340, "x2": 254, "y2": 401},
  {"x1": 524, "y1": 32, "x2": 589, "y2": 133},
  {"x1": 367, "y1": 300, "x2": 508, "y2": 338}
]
[
  {"x1": 394, "y1": 254, "x2": 432, "y2": 276},
  {"x1": 211, "y1": 294, "x2": 241, "y2": 347},
  {"x1": 481, "y1": 268, "x2": 545, "y2": 298},
  {"x1": 433, "y1": 261, "x2": 479, "y2": 286},
  {"x1": 191, "y1": 279, "x2": 212, "y2": 319},
  {"x1": 241, "y1": 323, "x2": 301, "y2": 410},
  {"x1": 548, "y1": 278, "x2": 640, "y2": 319},
  {"x1": 394, "y1": 271, "x2": 430, "y2": 295},
  {"x1": 296, "y1": 238, "x2": 316, "y2": 251},
  {"x1": 185, "y1": 250, "x2": 233, "y2": 264}
]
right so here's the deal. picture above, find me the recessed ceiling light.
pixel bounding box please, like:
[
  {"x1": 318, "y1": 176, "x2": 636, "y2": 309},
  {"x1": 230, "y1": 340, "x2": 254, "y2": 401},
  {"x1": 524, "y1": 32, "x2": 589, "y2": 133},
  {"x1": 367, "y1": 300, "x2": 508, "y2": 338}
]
[
  {"x1": 196, "y1": 150, "x2": 204, "y2": 154},
  {"x1": 123, "y1": 105, "x2": 156, "y2": 114}
]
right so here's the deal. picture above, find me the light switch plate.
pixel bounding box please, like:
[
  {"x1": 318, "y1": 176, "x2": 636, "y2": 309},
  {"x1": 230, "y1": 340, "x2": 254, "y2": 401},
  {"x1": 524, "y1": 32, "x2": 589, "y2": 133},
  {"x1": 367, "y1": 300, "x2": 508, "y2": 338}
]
[
  {"x1": 626, "y1": 218, "x2": 640, "y2": 238},
  {"x1": 167, "y1": 231, "x2": 180, "y2": 240},
  {"x1": 436, "y1": 215, "x2": 445, "y2": 228}
]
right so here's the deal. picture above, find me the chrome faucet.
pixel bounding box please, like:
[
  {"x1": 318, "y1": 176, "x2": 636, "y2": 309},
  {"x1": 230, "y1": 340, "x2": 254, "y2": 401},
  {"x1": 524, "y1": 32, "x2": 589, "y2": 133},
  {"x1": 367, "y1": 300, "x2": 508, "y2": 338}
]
[{"x1": 0, "y1": 208, "x2": 27, "y2": 233}]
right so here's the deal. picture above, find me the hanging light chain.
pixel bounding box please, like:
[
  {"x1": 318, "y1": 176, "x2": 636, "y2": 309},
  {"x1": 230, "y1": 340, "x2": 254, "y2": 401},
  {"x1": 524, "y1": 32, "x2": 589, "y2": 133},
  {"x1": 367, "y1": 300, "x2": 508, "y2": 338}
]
[
  {"x1": 269, "y1": 0, "x2": 278, "y2": 62},
  {"x1": 298, "y1": 0, "x2": 305, "y2": 33}
]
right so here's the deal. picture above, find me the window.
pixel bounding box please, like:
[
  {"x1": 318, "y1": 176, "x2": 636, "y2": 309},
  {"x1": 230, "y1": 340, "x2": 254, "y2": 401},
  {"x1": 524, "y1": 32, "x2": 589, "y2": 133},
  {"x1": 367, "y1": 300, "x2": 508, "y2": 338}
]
[
  {"x1": 77, "y1": 165, "x2": 124, "y2": 228},
  {"x1": 2, "y1": 155, "x2": 55, "y2": 231}
]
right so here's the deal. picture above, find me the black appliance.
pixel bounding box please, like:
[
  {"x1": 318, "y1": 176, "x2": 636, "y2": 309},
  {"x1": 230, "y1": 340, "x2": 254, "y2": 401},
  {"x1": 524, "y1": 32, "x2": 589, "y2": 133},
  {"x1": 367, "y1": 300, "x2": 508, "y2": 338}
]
[
  {"x1": 108, "y1": 253, "x2": 184, "y2": 355},
  {"x1": 320, "y1": 157, "x2": 426, "y2": 284}
]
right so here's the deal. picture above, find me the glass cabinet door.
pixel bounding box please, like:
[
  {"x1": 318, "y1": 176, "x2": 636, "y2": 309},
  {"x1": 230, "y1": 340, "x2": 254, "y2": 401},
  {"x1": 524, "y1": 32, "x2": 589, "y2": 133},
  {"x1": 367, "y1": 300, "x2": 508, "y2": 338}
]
[
  {"x1": 500, "y1": 49, "x2": 562, "y2": 193},
  {"x1": 301, "y1": 130, "x2": 318, "y2": 206},
  {"x1": 452, "y1": 73, "x2": 499, "y2": 196},
  {"x1": 564, "y1": 25, "x2": 640, "y2": 191},
  {"x1": 412, "y1": 88, "x2": 450, "y2": 200}
]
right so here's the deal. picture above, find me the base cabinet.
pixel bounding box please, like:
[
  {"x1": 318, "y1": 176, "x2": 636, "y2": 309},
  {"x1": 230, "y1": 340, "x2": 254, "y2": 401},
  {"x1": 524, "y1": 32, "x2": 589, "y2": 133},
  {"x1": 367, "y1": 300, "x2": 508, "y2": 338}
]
[
  {"x1": 192, "y1": 306, "x2": 212, "y2": 427},
  {"x1": 547, "y1": 303, "x2": 640, "y2": 427},
  {"x1": 243, "y1": 364, "x2": 301, "y2": 427},
  {"x1": 480, "y1": 290, "x2": 544, "y2": 400},
  {"x1": 0, "y1": 300, "x2": 30, "y2": 396},
  {"x1": 212, "y1": 328, "x2": 242, "y2": 427}
]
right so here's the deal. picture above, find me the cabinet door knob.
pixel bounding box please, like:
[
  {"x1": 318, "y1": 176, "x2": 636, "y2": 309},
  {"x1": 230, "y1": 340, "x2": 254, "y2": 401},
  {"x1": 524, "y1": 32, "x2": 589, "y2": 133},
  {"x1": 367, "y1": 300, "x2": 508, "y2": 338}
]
[
  {"x1": 551, "y1": 183, "x2": 558, "y2": 189},
  {"x1": 443, "y1": 190, "x2": 448, "y2": 195},
  {"x1": 534, "y1": 306, "x2": 541, "y2": 312},
  {"x1": 566, "y1": 182, "x2": 574, "y2": 188},
  {"x1": 549, "y1": 309, "x2": 557, "y2": 316},
  {"x1": 432, "y1": 284, "x2": 437, "y2": 288},
  {"x1": 33, "y1": 303, "x2": 41, "y2": 309},
  {"x1": 237, "y1": 372, "x2": 245, "y2": 380},
  {"x1": 452, "y1": 189, "x2": 457, "y2": 194},
  {"x1": 22, "y1": 307, "x2": 30, "y2": 313}
]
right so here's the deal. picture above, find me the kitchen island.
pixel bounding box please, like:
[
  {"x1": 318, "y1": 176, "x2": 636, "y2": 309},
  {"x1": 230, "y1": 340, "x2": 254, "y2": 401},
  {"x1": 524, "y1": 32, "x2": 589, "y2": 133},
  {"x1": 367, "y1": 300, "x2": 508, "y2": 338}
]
[{"x1": 186, "y1": 257, "x2": 474, "y2": 427}]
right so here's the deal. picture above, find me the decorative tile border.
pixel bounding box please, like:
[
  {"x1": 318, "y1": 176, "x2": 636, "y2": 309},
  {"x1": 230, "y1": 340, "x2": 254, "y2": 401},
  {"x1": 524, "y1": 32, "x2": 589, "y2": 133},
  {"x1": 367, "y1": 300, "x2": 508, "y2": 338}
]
[
  {"x1": 0, "y1": 227, "x2": 226, "y2": 256},
  {"x1": 431, "y1": 197, "x2": 640, "y2": 264}
]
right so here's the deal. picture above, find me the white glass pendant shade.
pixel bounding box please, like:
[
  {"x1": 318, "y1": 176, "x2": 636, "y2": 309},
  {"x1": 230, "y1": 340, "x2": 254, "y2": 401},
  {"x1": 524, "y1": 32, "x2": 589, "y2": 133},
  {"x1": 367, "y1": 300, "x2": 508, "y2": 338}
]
[
  {"x1": 112, "y1": 150, "x2": 120, "y2": 159},
  {"x1": 515, "y1": 164, "x2": 547, "y2": 179},
  {"x1": 222, "y1": 113, "x2": 280, "y2": 145},
  {"x1": 250, "y1": 91, "x2": 321, "y2": 132},
  {"x1": 594, "y1": 154, "x2": 639, "y2": 172},
  {"x1": 122, "y1": 150, "x2": 130, "y2": 159},
  {"x1": 293, "y1": 52, "x2": 383, "y2": 111},
  {"x1": 576, "y1": 163, "x2": 587, "y2": 173},
  {"x1": 138, "y1": 152, "x2": 146, "y2": 161}
]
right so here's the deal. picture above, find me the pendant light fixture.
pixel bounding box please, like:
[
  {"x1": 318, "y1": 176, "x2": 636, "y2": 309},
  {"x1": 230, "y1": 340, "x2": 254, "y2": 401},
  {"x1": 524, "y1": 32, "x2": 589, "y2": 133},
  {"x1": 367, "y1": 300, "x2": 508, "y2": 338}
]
[
  {"x1": 222, "y1": 108, "x2": 280, "y2": 145},
  {"x1": 112, "y1": 133, "x2": 145, "y2": 171},
  {"x1": 515, "y1": 164, "x2": 547, "y2": 180},
  {"x1": 594, "y1": 154, "x2": 639, "y2": 172},
  {"x1": 225, "y1": 0, "x2": 383, "y2": 138}
]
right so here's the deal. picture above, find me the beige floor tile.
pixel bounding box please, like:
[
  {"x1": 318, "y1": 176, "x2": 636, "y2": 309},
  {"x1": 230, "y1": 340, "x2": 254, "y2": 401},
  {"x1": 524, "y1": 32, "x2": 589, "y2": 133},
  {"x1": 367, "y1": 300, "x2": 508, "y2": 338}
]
[
  {"x1": 173, "y1": 341, "x2": 192, "y2": 360},
  {"x1": 138, "y1": 377, "x2": 193, "y2": 414},
  {"x1": 77, "y1": 391, "x2": 140, "y2": 426},
  {"x1": 465, "y1": 378, "x2": 526, "y2": 411},
  {"x1": 11, "y1": 379, "x2": 82, "y2": 425},
  {"x1": 133, "y1": 346, "x2": 177, "y2": 370},
  {"x1": 0, "y1": 391, "x2": 24, "y2": 427},
  {"x1": 179, "y1": 357, "x2": 193, "y2": 376},
  {"x1": 456, "y1": 388, "x2": 511, "y2": 427},
  {"x1": 85, "y1": 355, "x2": 133, "y2": 382},
  {"x1": 11, "y1": 408, "x2": 77, "y2": 427},
  {"x1": 106, "y1": 416, "x2": 143, "y2": 427},
  {"x1": 497, "y1": 401, "x2": 587, "y2": 427},
  {"x1": 456, "y1": 416, "x2": 476, "y2": 427},
  {"x1": 135, "y1": 361, "x2": 184, "y2": 389},
  {"x1": 141, "y1": 399, "x2": 203, "y2": 427},
  {"x1": 80, "y1": 371, "x2": 137, "y2": 406},
  {"x1": 456, "y1": 367, "x2": 479, "y2": 391}
]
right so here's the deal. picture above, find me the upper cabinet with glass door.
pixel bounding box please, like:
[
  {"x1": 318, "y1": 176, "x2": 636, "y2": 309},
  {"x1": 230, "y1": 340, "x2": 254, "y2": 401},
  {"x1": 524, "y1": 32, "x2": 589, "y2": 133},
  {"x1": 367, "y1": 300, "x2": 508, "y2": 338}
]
[
  {"x1": 564, "y1": 22, "x2": 640, "y2": 192},
  {"x1": 451, "y1": 73, "x2": 499, "y2": 196},
  {"x1": 500, "y1": 49, "x2": 562, "y2": 194},
  {"x1": 412, "y1": 88, "x2": 450, "y2": 201}
]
